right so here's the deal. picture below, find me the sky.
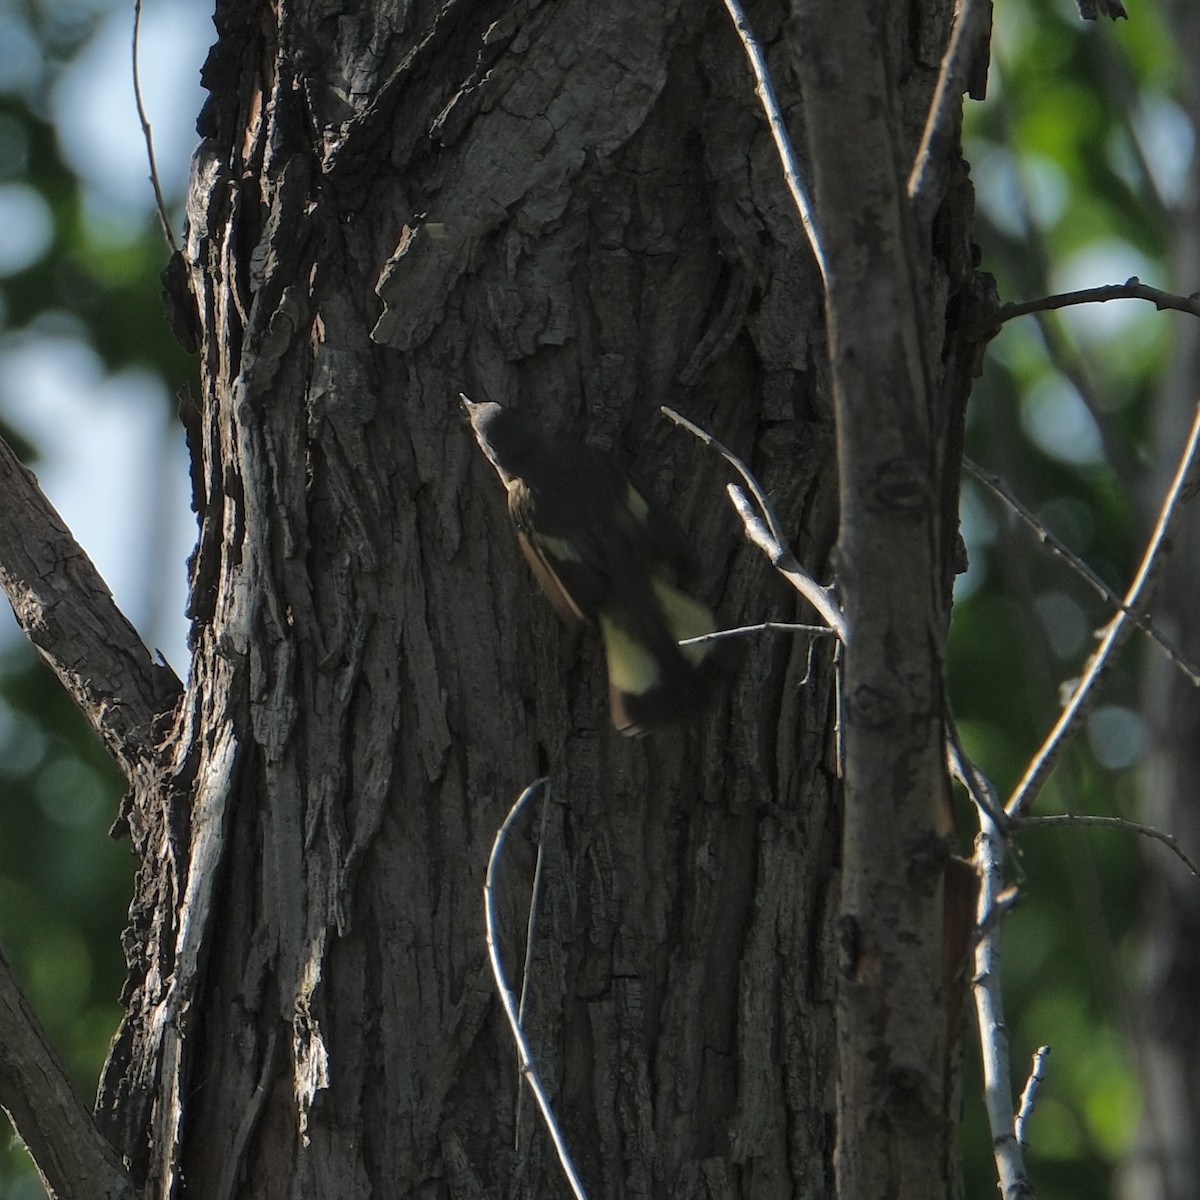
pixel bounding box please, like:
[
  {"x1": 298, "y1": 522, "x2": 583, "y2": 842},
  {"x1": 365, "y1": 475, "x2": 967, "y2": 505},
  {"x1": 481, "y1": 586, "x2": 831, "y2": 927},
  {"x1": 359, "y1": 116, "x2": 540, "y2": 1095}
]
[{"x1": 0, "y1": 0, "x2": 211, "y2": 676}]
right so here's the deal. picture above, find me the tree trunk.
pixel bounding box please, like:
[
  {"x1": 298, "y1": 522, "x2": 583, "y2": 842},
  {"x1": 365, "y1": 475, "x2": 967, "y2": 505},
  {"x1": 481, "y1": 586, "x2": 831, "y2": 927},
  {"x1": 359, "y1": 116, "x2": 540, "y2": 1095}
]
[{"x1": 57, "y1": 0, "x2": 978, "y2": 1196}]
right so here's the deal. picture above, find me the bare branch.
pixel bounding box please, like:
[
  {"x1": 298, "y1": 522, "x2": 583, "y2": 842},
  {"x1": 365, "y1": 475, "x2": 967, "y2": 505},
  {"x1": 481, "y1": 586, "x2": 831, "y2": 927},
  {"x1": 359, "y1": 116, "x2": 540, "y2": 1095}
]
[
  {"x1": 680, "y1": 620, "x2": 832, "y2": 647},
  {"x1": 485, "y1": 778, "x2": 589, "y2": 1200},
  {"x1": 997, "y1": 278, "x2": 1200, "y2": 327},
  {"x1": 132, "y1": 0, "x2": 179, "y2": 253},
  {"x1": 727, "y1": 486, "x2": 849, "y2": 643},
  {"x1": 0, "y1": 947, "x2": 136, "y2": 1200},
  {"x1": 1013, "y1": 814, "x2": 1200, "y2": 880},
  {"x1": 1007, "y1": 397, "x2": 1200, "y2": 818},
  {"x1": 719, "y1": 0, "x2": 829, "y2": 287},
  {"x1": 950, "y1": 732, "x2": 1032, "y2": 1195},
  {"x1": 972, "y1": 821, "x2": 1034, "y2": 1200},
  {"x1": 965, "y1": 458, "x2": 1200, "y2": 685},
  {"x1": 660, "y1": 405, "x2": 847, "y2": 643},
  {"x1": 661, "y1": 405, "x2": 788, "y2": 548},
  {"x1": 514, "y1": 782, "x2": 553, "y2": 1153},
  {"x1": 1014, "y1": 1046, "x2": 1051, "y2": 1149},
  {"x1": 0, "y1": 436, "x2": 183, "y2": 780}
]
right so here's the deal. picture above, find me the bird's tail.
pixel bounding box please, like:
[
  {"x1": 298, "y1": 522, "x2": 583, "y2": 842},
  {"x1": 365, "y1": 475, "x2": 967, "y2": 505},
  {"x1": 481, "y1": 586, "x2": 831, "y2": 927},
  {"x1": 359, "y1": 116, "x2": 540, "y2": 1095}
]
[{"x1": 600, "y1": 577, "x2": 738, "y2": 736}]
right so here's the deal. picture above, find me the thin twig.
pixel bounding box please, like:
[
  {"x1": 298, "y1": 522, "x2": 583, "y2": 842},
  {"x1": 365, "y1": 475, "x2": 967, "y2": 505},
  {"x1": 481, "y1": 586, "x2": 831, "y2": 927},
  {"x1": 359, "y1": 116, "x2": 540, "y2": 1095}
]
[
  {"x1": 679, "y1": 620, "x2": 832, "y2": 647},
  {"x1": 485, "y1": 779, "x2": 588, "y2": 1200},
  {"x1": 661, "y1": 405, "x2": 788, "y2": 548},
  {"x1": 727, "y1": 485, "x2": 849, "y2": 643},
  {"x1": 514, "y1": 782, "x2": 553, "y2": 1152},
  {"x1": 719, "y1": 0, "x2": 829, "y2": 287},
  {"x1": 659, "y1": 406, "x2": 847, "y2": 642},
  {"x1": 1007, "y1": 398, "x2": 1200, "y2": 818},
  {"x1": 133, "y1": 0, "x2": 180, "y2": 253},
  {"x1": 1013, "y1": 814, "x2": 1200, "y2": 880},
  {"x1": 1013, "y1": 1046, "x2": 1051, "y2": 1149},
  {"x1": 997, "y1": 278, "x2": 1200, "y2": 327},
  {"x1": 965, "y1": 458, "x2": 1200, "y2": 685}
]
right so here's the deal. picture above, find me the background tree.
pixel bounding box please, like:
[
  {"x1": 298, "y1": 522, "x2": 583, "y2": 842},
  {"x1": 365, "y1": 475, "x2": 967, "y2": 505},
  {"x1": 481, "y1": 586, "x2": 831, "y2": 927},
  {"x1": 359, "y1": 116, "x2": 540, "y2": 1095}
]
[
  {"x1": 955, "y1": 3, "x2": 1200, "y2": 1199},
  {"x1": 1123, "y1": 4, "x2": 1200, "y2": 1198}
]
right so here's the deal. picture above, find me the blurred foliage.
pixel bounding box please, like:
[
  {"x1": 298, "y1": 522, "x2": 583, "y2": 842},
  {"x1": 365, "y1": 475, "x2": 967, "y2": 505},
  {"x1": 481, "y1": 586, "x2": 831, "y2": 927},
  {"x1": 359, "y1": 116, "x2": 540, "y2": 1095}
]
[
  {"x1": 0, "y1": 0, "x2": 1191, "y2": 1196},
  {"x1": 0, "y1": 655, "x2": 129, "y2": 1197},
  {"x1": 955, "y1": 2, "x2": 1191, "y2": 1198}
]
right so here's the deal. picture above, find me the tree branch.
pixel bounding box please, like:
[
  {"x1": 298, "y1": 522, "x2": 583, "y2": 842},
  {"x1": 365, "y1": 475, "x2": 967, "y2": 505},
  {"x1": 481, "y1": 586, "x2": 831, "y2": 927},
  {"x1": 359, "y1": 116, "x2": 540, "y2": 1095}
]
[
  {"x1": 485, "y1": 778, "x2": 588, "y2": 1200},
  {"x1": 1013, "y1": 814, "x2": 1200, "y2": 879},
  {"x1": 132, "y1": 0, "x2": 179, "y2": 253},
  {"x1": 726, "y1": 486, "x2": 849, "y2": 642},
  {"x1": 720, "y1": 0, "x2": 829, "y2": 286},
  {"x1": 792, "y1": 0, "x2": 952, "y2": 1193},
  {"x1": 996, "y1": 278, "x2": 1200, "y2": 327},
  {"x1": 1013, "y1": 1046, "x2": 1051, "y2": 1150},
  {"x1": 660, "y1": 406, "x2": 847, "y2": 643},
  {"x1": 0, "y1": 947, "x2": 136, "y2": 1200},
  {"x1": 0, "y1": 435, "x2": 183, "y2": 780},
  {"x1": 965, "y1": 457, "x2": 1200, "y2": 685},
  {"x1": 972, "y1": 818, "x2": 1034, "y2": 1199},
  {"x1": 1007, "y1": 397, "x2": 1200, "y2": 818}
]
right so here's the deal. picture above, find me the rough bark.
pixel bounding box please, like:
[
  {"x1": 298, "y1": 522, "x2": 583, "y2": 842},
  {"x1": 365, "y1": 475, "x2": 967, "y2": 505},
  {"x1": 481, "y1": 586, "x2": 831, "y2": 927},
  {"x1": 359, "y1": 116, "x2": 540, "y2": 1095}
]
[
  {"x1": 59, "y1": 1, "x2": 976, "y2": 1198},
  {"x1": 793, "y1": 3, "x2": 979, "y2": 1198},
  {"x1": 0, "y1": 436, "x2": 181, "y2": 779}
]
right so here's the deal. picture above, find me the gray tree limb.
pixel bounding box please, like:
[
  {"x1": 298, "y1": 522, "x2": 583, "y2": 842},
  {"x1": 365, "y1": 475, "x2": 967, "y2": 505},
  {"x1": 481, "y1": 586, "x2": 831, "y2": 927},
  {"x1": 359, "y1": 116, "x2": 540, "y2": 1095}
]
[
  {"x1": 0, "y1": 947, "x2": 135, "y2": 1200},
  {"x1": 0, "y1": 434, "x2": 182, "y2": 779}
]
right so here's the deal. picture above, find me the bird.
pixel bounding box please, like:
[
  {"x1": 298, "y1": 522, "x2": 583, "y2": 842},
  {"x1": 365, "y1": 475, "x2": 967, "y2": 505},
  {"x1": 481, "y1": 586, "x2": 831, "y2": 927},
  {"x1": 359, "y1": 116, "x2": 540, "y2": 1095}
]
[{"x1": 461, "y1": 394, "x2": 737, "y2": 735}]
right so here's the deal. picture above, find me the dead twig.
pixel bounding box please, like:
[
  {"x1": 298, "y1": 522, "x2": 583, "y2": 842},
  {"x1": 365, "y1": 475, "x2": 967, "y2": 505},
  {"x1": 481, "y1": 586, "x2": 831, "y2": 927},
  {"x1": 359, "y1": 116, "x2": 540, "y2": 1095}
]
[
  {"x1": 997, "y1": 278, "x2": 1200, "y2": 328},
  {"x1": 1013, "y1": 813, "x2": 1200, "y2": 880},
  {"x1": 1014, "y1": 1046, "x2": 1051, "y2": 1149},
  {"x1": 727, "y1": 485, "x2": 848, "y2": 643},
  {"x1": 719, "y1": 0, "x2": 829, "y2": 286},
  {"x1": 133, "y1": 0, "x2": 180, "y2": 252},
  {"x1": 661, "y1": 406, "x2": 847, "y2": 644},
  {"x1": 485, "y1": 778, "x2": 588, "y2": 1200},
  {"x1": 965, "y1": 458, "x2": 1200, "y2": 686},
  {"x1": 680, "y1": 620, "x2": 832, "y2": 647},
  {"x1": 514, "y1": 781, "x2": 553, "y2": 1153}
]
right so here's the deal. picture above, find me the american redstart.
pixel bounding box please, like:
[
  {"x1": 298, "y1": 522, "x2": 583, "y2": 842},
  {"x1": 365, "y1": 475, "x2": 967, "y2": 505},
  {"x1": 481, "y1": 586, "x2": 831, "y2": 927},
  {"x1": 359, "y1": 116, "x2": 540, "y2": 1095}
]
[{"x1": 462, "y1": 394, "x2": 737, "y2": 735}]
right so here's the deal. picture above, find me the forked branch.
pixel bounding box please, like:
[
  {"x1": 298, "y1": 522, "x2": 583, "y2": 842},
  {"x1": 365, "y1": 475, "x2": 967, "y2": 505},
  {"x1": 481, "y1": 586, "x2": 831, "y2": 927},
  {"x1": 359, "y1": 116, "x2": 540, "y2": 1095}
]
[{"x1": 1007, "y1": 397, "x2": 1200, "y2": 818}]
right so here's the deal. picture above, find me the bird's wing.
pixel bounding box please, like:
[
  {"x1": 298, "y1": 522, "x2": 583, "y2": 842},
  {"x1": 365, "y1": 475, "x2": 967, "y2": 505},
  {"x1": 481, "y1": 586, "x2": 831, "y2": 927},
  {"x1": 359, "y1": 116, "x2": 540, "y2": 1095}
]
[{"x1": 506, "y1": 476, "x2": 608, "y2": 627}]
